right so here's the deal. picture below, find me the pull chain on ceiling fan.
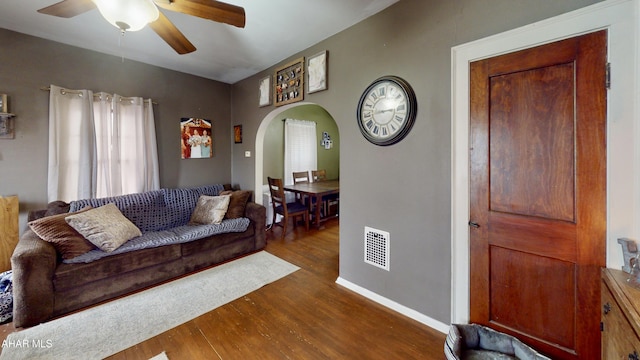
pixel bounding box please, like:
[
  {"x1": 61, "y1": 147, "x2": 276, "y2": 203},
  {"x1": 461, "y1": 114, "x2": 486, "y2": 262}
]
[{"x1": 37, "y1": 0, "x2": 246, "y2": 55}]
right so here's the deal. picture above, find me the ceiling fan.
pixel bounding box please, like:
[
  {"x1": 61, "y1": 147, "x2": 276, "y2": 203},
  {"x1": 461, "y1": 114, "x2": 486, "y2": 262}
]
[{"x1": 37, "y1": 0, "x2": 246, "y2": 55}]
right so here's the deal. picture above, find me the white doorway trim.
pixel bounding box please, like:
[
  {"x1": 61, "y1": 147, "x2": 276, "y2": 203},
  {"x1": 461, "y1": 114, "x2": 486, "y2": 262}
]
[
  {"x1": 451, "y1": 0, "x2": 639, "y2": 324},
  {"x1": 254, "y1": 101, "x2": 317, "y2": 205}
]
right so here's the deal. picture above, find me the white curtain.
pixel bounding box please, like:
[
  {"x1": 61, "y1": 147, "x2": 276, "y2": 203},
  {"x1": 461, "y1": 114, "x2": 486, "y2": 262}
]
[
  {"x1": 284, "y1": 119, "x2": 317, "y2": 185},
  {"x1": 93, "y1": 92, "x2": 117, "y2": 197},
  {"x1": 95, "y1": 94, "x2": 160, "y2": 197},
  {"x1": 48, "y1": 85, "x2": 160, "y2": 202},
  {"x1": 48, "y1": 85, "x2": 97, "y2": 202},
  {"x1": 141, "y1": 98, "x2": 160, "y2": 191}
]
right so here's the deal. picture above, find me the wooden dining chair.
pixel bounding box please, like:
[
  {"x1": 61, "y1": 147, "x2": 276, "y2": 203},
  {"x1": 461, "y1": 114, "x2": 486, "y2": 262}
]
[
  {"x1": 292, "y1": 171, "x2": 310, "y2": 202},
  {"x1": 268, "y1": 177, "x2": 309, "y2": 239},
  {"x1": 311, "y1": 169, "x2": 327, "y2": 182},
  {"x1": 293, "y1": 170, "x2": 325, "y2": 218},
  {"x1": 293, "y1": 171, "x2": 310, "y2": 184},
  {"x1": 312, "y1": 169, "x2": 339, "y2": 217}
]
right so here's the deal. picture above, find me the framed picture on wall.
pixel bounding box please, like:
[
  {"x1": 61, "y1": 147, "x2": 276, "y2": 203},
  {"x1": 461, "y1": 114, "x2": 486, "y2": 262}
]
[
  {"x1": 0, "y1": 114, "x2": 14, "y2": 139},
  {"x1": 259, "y1": 76, "x2": 271, "y2": 107},
  {"x1": 0, "y1": 94, "x2": 7, "y2": 113},
  {"x1": 307, "y1": 51, "x2": 328, "y2": 94},
  {"x1": 234, "y1": 125, "x2": 242, "y2": 144},
  {"x1": 181, "y1": 117, "x2": 213, "y2": 159}
]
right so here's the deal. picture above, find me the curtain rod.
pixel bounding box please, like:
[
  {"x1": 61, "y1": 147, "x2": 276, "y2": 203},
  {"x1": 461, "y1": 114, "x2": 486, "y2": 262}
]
[
  {"x1": 40, "y1": 86, "x2": 157, "y2": 105},
  {"x1": 282, "y1": 119, "x2": 316, "y2": 123}
]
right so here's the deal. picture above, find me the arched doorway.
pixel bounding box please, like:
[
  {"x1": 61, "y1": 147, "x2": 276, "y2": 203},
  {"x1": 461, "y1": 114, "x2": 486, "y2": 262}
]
[{"x1": 254, "y1": 102, "x2": 340, "y2": 206}]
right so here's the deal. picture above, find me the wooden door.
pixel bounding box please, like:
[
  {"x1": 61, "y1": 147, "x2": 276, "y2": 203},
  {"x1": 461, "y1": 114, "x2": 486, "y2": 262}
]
[{"x1": 469, "y1": 30, "x2": 607, "y2": 360}]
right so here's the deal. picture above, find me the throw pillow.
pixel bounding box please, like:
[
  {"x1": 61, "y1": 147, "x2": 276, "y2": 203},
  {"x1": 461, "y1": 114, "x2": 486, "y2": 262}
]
[
  {"x1": 220, "y1": 190, "x2": 252, "y2": 219},
  {"x1": 28, "y1": 206, "x2": 96, "y2": 260},
  {"x1": 65, "y1": 203, "x2": 142, "y2": 252},
  {"x1": 189, "y1": 195, "x2": 231, "y2": 225}
]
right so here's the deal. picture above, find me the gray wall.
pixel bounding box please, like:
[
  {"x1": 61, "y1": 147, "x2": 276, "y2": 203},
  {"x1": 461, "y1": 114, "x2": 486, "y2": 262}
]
[
  {"x1": 230, "y1": 0, "x2": 602, "y2": 324},
  {"x1": 0, "y1": 29, "x2": 233, "y2": 233}
]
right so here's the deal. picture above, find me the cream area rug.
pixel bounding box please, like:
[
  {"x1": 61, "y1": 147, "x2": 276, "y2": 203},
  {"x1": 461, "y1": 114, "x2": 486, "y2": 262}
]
[
  {"x1": 149, "y1": 351, "x2": 169, "y2": 360},
  {"x1": 0, "y1": 251, "x2": 298, "y2": 360}
]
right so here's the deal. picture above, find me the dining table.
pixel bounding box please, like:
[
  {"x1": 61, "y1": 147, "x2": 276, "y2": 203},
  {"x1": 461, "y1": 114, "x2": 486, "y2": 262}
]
[{"x1": 283, "y1": 179, "x2": 339, "y2": 228}]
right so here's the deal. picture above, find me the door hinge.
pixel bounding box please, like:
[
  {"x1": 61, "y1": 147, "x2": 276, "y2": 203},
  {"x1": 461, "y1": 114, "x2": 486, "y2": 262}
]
[
  {"x1": 600, "y1": 321, "x2": 604, "y2": 331},
  {"x1": 605, "y1": 63, "x2": 611, "y2": 89}
]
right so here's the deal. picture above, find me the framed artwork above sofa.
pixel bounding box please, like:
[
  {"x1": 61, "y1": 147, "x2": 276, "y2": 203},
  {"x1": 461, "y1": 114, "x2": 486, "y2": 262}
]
[{"x1": 181, "y1": 117, "x2": 213, "y2": 159}]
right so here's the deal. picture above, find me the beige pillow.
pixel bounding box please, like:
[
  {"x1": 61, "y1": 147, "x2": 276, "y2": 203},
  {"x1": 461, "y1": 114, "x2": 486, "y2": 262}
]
[
  {"x1": 28, "y1": 206, "x2": 96, "y2": 260},
  {"x1": 65, "y1": 203, "x2": 142, "y2": 252},
  {"x1": 220, "y1": 190, "x2": 252, "y2": 219},
  {"x1": 190, "y1": 195, "x2": 231, "y2": 225}
]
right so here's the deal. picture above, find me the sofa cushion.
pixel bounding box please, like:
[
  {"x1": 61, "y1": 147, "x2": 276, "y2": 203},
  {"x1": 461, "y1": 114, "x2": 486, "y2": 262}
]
[
  {"x1": 180, "y1": 223, "x2": 254, "y2": 258},
  {"x1": 220, "y1": 190, "x2": 252, "y2": 219},
  {"x1": 190, "y1": 195, "x2": 231, "y2": 225},
  {"x1": 54, "y1": 243, "x2": 182, "y2": 290},
  {"x1": 63, "y1": 218, "x2": 250, "y2": 264},
  {"x1": 28, "y1": 207, "x2": 96, "y2": 260},
  {"x1": 65, "y1": 203, "x2": 142, "y2": 252},
  {"x1": 69, "y1": 190, "x2": 167, "y2": 233},
  {"x1": 172, "y1": 218, "x2": 251, "y2": 244}
]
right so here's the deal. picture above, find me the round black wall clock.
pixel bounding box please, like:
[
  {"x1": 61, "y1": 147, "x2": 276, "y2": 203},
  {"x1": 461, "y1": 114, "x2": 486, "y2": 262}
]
[{"x1": 356, "y1": 75, "x2": 417, "y2": 146}]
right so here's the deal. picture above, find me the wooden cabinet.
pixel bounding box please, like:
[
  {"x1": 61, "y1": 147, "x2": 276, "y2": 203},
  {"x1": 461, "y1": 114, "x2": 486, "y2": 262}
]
[
  {"x1": 602, "y1": 268, "x2": 640, "y2": 359},
  {"x1": 0, "y1": 196, "x2": 18, "y2": 272}
]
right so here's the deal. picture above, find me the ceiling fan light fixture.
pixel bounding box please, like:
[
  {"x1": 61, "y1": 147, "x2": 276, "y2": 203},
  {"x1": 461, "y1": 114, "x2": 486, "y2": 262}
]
[{"x1": 92, "y1": 0, "x2": 159, "y2": 32}]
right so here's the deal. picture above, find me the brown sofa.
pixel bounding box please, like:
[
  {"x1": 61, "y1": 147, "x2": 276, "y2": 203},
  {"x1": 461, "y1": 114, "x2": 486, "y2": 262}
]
[{"x1": 10, "y1": 184, "x2": 266, "y2": 328}]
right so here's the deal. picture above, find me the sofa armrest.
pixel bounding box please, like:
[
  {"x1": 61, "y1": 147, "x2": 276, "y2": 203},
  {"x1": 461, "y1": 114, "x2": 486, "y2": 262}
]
[
  {"x1": 11, "y1": 229, "x2": 58, "y2": 328},
  {"x1": 245, "y1": 202, "x2": 266, "y2": 250},
  {"x1": 27, "y1": 209, "x2": 47, "y2": 222},
  {"x1": 28, "y1": 201, "x2": 71, "y2": 222}
]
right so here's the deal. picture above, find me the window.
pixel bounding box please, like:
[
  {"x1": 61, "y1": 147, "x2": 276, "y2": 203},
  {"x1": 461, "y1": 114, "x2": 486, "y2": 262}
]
[
  {"x1": 47, "y1": 85, "x2": 159, "y2": 202},
  {"x1": 284, "y1": 119, "x2": 317, "y2": 185}
]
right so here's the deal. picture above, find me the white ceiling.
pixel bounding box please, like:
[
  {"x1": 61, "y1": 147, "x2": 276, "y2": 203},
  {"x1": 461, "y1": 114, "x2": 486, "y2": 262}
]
[{"x1": 0, "y1": 0, "x2": 398, "y2": 84}]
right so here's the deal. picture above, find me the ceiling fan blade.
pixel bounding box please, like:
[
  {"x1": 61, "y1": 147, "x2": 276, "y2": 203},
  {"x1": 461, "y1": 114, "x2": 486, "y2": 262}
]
[
  {"x1": 37, "y1": 0, "x2": 96, "y2": 18},
  {"x1": 149, "y1": 11, "x2": 197, "y2": 55},
  {"x1": 155, "y1": 0, "x2": 245, "y2": 28}
]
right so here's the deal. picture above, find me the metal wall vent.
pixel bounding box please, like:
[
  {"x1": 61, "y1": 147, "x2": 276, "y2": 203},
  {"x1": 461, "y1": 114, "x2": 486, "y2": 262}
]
[{"x1": 364, "y1": 226, "x2": 390, "y2": 271}]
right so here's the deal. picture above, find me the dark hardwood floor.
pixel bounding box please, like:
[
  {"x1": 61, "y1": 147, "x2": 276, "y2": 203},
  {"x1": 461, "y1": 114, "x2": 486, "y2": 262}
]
[{"x1": 3, "y1": 218, "x2": 448, "y2": 359}]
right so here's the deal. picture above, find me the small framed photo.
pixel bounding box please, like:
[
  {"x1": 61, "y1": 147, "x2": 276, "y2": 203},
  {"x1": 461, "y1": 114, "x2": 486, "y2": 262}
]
[
  {"x1": 307, "y1": 51, "x2": 328, "y2": 94},
  {"x1": 234, "y1": 125, "x2": 242, "y2": 144},
  {"x1": 0, "y1": 116, "x2": 14, "y2": 139},
  {"x1": 0, "y1": 94, "x2": 7, "y2": 113},
  {"x1": 259, "y1": 76, "x2": 271, "y2": 107}
]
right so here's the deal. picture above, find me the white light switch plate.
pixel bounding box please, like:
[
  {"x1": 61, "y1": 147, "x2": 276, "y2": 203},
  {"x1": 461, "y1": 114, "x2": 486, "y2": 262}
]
[{"x1": 244, "y1": 151, "x2": 251, "y2": 157}]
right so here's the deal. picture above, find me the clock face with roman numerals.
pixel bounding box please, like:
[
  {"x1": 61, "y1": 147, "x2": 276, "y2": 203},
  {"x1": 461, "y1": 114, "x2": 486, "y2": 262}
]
[{"x1": 357, "y1": 76, "x2": 417, "y2": 146}]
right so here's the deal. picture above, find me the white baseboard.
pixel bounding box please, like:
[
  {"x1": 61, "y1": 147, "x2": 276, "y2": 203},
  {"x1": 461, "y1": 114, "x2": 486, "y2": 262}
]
[{"x1": 335, "y1": 277, "x2": 450, "y2": 334}]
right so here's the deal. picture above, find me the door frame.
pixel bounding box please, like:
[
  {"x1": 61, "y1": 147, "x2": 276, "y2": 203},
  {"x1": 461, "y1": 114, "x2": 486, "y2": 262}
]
[
  {"x1": 451, "y1": 0, "x2": 640, "y2": 324},
  {"x1": 254, "y1": 101, "x2": 317, "y2": 205}
]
